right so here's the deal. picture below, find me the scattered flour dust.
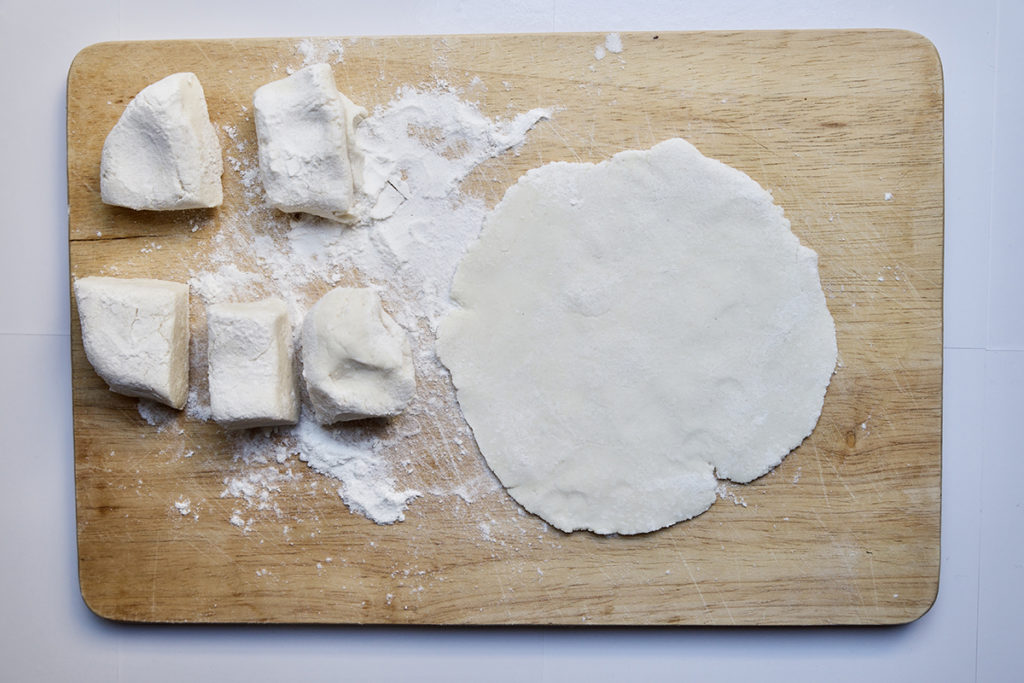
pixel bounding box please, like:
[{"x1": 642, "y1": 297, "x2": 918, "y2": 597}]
[
  {"x1": 137, "y1": 398, "x2": 181, "y2": 433},
  {"x1": 594, "y1": 33, "x2": 624, "y2": 61},
  {"x1": 293, "y1": 38, "x2": 347, "y2": 72},
  {"x1": 183, "y1": 44, "x2": 552, "y2": 530},
  {"x1": 715, "y1": 483, "x2": 748, "y2": 508}
]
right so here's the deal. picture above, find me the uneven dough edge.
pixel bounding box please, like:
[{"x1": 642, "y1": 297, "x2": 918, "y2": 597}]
[{"x1": 438, "y1": 138, "x2": 837, "y2": 535}]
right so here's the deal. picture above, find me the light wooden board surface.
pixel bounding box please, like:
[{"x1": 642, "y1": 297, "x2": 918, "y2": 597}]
[{"x1": 68, "y1": 30, "x2": 943, "y2": 625}]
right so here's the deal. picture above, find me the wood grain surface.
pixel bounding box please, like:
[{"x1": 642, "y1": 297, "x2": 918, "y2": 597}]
[{"x1": 68, "y1": 30, "x2": 943, "y2": 625}]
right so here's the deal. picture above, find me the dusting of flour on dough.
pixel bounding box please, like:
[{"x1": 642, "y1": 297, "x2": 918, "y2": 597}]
[{"x1": 187, "y1": 57, "x2": 550, "y2": 529}]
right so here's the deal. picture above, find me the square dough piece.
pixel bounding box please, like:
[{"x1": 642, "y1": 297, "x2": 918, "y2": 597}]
[
  {"x1": 207, "y1": 298, "x2": 299, "y2": 429},
  {"x1": 253, "y1": 63, "x2": 365, "y2": 222},
  {"x1": 74, "y1": 276, "x2": 190, "y2": 409}
]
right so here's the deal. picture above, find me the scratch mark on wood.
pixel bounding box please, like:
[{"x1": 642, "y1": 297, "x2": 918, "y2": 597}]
[
  {"x1": 814, "y1": 451, "x2": 832, "y2": 509},
  {"x1": 867, "y1": 553, "x2": 880, "y2": 610},
  {"x1": 680, "y1": 557, "x2": 712, "y2": 617},
  {"x1": 543, "y1": 120, "x2": 582, "y2": 162}
]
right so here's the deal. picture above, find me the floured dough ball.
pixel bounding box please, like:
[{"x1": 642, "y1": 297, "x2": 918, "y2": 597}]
[
  {"x1": 100, "y1": 72, "x2": 223, "y2": 210},
  {"x1": 438, "y1": 138, "x2": 838, "y2": 535},
  {"x1": 253, "y1": 63, "x2": 367, "y2": 223},
  {"x1": 301, "y1": 287, "x2": 415, "y2": 424},
  {"x1": 74, "y1": 276, "x2": 190, "y2": 409},
  {"x1": 207, "y1": 298, "x2": 299, "y2": 429}
]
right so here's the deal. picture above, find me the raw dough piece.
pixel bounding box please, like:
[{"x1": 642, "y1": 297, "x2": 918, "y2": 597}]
[
  {"x1": 207, "y1": 298, "x2": 299, "y2": 429},
  {"x1": 74, "y1": 276, "x2": 190, "y2": 409},
  {"x1": 100, "y1": 72, "x2": 223, "y2": 210},
  {"x1": 301, "y1": 287, "x2": 415, "y2": 424},
  {"x1": 253, "y1": 63, "x2": 367, "y2": 222},
  {"x1": 437, "y1": 138, "x2": 837, "y2": 535}
]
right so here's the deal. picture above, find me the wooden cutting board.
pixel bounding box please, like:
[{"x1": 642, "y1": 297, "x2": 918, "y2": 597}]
[{"x1": 67, "y1": 30, "x2": 943, "y2": 625}]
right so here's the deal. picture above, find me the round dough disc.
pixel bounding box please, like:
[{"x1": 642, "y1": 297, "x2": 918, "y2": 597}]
[{"x1": 438, "y1": 138, "x2": 837, "y2": 535}]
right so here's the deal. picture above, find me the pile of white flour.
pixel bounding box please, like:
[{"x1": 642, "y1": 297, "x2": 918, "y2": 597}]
[{"x1": 180, "y1": 61, "x2": 550, "y2": 526}]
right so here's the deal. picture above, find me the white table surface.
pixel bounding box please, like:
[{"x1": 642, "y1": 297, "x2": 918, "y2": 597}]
[{"x1": 1, "y1": 1, "x2": 1019, "y2": 680}]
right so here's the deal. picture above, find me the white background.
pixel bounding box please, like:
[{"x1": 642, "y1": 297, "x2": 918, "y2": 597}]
[{"x1": 1, "y1": 1, "x2": 1020, "y2": 680}]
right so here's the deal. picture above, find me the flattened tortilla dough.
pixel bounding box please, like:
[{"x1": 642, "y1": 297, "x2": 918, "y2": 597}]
[{"x1": 437, "y1": 138, "x2": 837, "y2": 535}]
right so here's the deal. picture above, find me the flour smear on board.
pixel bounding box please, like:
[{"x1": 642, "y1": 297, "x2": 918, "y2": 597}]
[{"x1": 177, "y1": 47, "x2": 551, "y2": 528}]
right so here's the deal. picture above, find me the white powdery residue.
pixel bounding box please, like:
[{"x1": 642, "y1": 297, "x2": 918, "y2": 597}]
[
  {"x1": 277, "y1": 219, "x2": 353, "y2": 298},
  {"x1": 884, "y1": 192, "x2": 894, "y2": 201},
  {"x1": 219, "y1": 438, "x2": 302, "y2": 531},
  {"x1": 342, "y1": 88, "x2": 551, "y2": 331},
  {"x1": 292, "y1": 415, "x2": 421, "y2": 524},
  {"x1": 174, "y1": 497, "x2": 191, "y2": 515},
  {"x1": 189, "y1": 263, "x2": 263, "y2": 305},
  {"x1": 219, "y1": 429, "x2": 302, "y2": 518},
  {"x1": 594, "y1": 45, "x2": 607, "y2": 60},
  {"x1": 715, "y1": 483, "x2": 748, "y2": 507},
  {"x1": 184, "y1": 303, "x2": 212, "y2": 423},
  {"x1": 231, "y1": 144, "x2": 263, "y2": 200},
  {"x1": 327, "y1": 41, "x2": 345, "y2": 63},
  {"x1": 297, "y1": 38, "x2": 317, "y2": 65},
  {"x1": 297, "y1": 38, "x2": 345, "y2": 66},
  {"x1": 184, "y1": 85, "x2": 550, "y2": 527},
  {"x1": 605, "y1": 33, "x2": 623, "y2": 54},
  {"x1": 137, "y1": 399, "x2": 177, "y2": 431},
  {"x1": 357, "y1": 87, "x2": 551, "y2": 201},
  {"x1": 248, "y1": 230, "x2": 324, "y2": 325},
  {"x1": 217, "y1": 121, "x2": 265, "y2": 209},
  {"x1": 375, "y1": 198, "x2": 489, "y2": 324},
  {"x1": 229, "y1": 512, "x2": 250, "y2": 532},
  {"x1": 186, "y1": 384, "x2": 212, "y2": 422},
  {"x1": 221, "y1": 465, "x2": 291, "y2": 512},
  {"x1": 424, "y1": 469, "x2": 501, "y2": 504}
]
